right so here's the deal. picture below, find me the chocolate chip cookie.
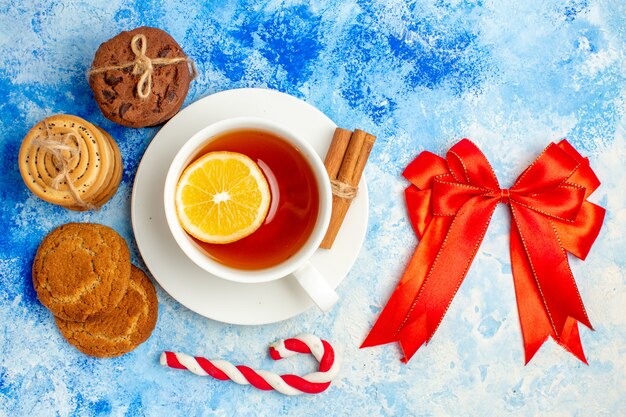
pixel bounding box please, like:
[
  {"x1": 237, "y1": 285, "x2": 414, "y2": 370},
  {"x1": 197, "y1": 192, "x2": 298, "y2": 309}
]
[{"x1": 89, "y1": 26, "x2": 194, "y2": 128}]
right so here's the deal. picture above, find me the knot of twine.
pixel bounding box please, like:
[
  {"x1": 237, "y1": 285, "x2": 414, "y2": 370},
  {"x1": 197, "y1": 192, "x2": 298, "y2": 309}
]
[
  {"x1": 330, "y1": 180, "x2": 357, "y2": 200},
  {"x1": 31, "y1": 124, "x2": 92, "y2": 209},
  {"x1": 89, "y1": 34, "x2": 197, "y2": 99}
]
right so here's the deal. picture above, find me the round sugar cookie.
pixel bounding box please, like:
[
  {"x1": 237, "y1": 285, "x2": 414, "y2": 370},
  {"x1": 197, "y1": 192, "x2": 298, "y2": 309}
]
[
  {"x1": 55, "y1": 265, "x2": 158, "y2": 358},
  {"x1": 32, "y1": 223, "x2": 131, "y2": 322}
]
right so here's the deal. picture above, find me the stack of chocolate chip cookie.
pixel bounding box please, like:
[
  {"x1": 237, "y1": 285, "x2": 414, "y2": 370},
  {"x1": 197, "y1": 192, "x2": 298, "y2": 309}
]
[
  {"x1": 18, "y1": 115, "x2": 123, "y2": 211},
  {"x1": 32, "y1": 223, "x2": 158, "y2": 358}
]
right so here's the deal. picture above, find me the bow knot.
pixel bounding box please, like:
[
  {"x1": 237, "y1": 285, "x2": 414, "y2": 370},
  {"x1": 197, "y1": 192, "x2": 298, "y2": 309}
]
[
  {"x1": 130, "y1": 35, "x2": 154, "y2": 99},
  {"x1": 362, "y1": 139, "x2": 605, "y2": 364},
  {"x1": 499, "y1": 188, "x2": 511, "y2": 204}
]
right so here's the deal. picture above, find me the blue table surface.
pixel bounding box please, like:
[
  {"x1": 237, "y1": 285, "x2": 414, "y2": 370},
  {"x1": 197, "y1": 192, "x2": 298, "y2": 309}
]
[{"x1": 1, "y1": 1, "x2": 625, "y2": 416}]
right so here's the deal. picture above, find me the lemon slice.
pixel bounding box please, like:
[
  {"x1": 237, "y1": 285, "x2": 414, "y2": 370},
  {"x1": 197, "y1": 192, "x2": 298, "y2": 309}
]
[{"x1": 175, "y1": 151, "x2": 270, "y2": 244}]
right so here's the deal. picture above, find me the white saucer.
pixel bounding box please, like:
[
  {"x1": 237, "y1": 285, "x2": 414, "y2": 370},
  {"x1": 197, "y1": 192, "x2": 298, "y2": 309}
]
[{"x1": 131, "y1": 88, "x2": 369, "y2": 325}]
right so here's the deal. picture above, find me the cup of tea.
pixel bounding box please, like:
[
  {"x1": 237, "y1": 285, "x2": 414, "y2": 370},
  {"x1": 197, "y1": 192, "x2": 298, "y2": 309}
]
[{"x1": 164, "y1": 117, "x2": 338, "y2": 311}]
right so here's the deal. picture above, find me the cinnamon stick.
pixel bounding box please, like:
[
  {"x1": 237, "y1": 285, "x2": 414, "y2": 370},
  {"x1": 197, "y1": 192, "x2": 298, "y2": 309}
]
[
  {"x1": 323, "y1": 128, "x2": 352, "y2": 179},
  {"x1": 320, "y1": 128, "x2": 376, "y2": 249},
  {"x1": 351, "y1": 131, "x2": 376, "y2": 185},
  {"x1": 337, "y1": 129, "x2": 366, "y2": 185}
]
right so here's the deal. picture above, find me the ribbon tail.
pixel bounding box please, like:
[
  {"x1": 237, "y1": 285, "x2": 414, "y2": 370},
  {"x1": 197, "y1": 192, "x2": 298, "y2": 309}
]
[
  {"x1": 510, "y1": 221, "x2": 552, "y2": 364},
  {"x1": 363, "y1": 198, "x2": 499, "y2": 362},
  {"x1": 557, "y1": 317, "x2": 588, "y2": 364},
  {"x1": 396, "y1": 314, "x2": 429, "y2": 362},
  {"x1": 361, "y1": 216, "x2": 453, "y2": 349},
  {"x1": 511, "y1": 228, "x2": 587, "y2": 364},
  {"x1": 513, "y1": 205, "x2": 592, "y2": 330},
  {"x1": 360, "y1": 252, "x2": 426, "y2": 348},
  {"x1": 398, "y1": 199, "x2": 498, "y2": 362},
  {"x1": 511, "y1": 205, "x2": 592, "y2": 363}
]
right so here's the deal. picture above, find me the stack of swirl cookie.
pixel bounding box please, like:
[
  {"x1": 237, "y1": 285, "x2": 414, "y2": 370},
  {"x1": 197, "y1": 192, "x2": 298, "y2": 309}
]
[
  {"x1": 18, "y1": 115, "x2": 123, "y2": 211},
  {"x1": 33, "y1": 223, "x2": 158, "y2": 357}
]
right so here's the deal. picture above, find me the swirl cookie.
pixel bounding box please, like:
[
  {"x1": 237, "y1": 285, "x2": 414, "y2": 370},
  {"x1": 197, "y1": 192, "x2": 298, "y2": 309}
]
[
  {"x1": 55, "y1": 266, "x2": 158, "y2": 358},
  {"x1": 89, "y1": 26, "x2": 194, "y2": 128},
  {"x1": 89, "y1": 127, "x2": 123, "y2": 208},
  {"x1": 18, "y1": 115, "x2": 123, "y2": 211},
  {"x1": 32, "y1": 223, "x2": 131, "y2": 322}
]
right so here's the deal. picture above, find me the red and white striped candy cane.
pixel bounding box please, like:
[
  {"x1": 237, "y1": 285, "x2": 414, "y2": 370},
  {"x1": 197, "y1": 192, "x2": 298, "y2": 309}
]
[{"x1": 160, "y1": 334, "x2": 339, "y2": 395}]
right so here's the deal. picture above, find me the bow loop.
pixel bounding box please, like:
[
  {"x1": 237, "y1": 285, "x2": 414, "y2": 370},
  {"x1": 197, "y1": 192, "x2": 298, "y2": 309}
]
[
  {"x1": 431, "y1": 179, "x2": 490, "y2": 216},
  {"x1": 557, "y1": 140, "x2": 601, "y2": 199},
  {"x1": 129, "y1": 34, "x2": 154, "y2": 99},
  {"x1": 511, "y1": 143, "x2": 580, "y2": 195},
  {"x1": 402, "y1": 151, "x2": 448, "y2": 190},
  {"x1": 447, "y1": 139, "x2": 500, "y2": 189},
  {"x1": 510, "y1": 183, "x2": 586, "y2": 222}
]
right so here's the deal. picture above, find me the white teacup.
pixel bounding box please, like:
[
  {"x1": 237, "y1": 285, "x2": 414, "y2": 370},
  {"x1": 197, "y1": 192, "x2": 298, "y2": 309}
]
[{"x1": 163, "y1": 117, "x2": 338, "y2": 311}]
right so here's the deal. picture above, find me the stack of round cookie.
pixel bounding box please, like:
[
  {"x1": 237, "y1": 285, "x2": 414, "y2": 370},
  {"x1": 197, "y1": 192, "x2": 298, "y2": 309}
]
[
  {"x1": 32, "y1": 223, "x2": 158, "y2": 358},
  {"x1": 18, "y1": 115, "x2": 123, "y2": 211}
]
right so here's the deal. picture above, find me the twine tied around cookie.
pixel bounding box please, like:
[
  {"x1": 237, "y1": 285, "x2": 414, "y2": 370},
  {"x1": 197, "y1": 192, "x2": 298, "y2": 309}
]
[
  {"x1": 88, "y1": 34, "x2": 197, "y2": 99},
  {"x1": 330, "y1": 179, "x2": 357, "y2": 200},
  {"x1": 30, "y1": 124, "x2": 92, "y2": 209}
]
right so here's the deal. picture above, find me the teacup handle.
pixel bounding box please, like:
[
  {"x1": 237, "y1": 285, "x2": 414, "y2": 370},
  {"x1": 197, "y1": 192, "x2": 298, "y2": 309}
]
[{"x1": 293, "y1": 262, "x2": 339, "y2": 312}]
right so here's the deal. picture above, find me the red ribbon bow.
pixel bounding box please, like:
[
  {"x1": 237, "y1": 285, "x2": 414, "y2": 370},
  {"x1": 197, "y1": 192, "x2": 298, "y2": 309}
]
[{"x1": 361, "y1": 139, "x2": 605, "y2": 364}]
